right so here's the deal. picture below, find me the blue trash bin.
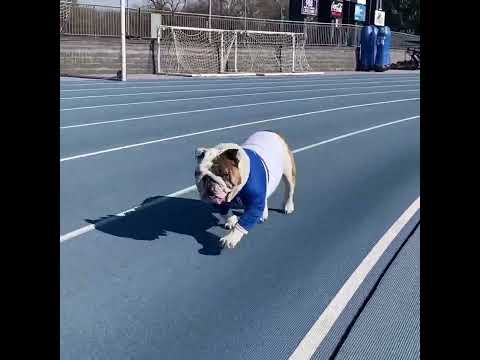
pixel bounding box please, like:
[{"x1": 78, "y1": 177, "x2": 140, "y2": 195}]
[
  {"x1": 384, "y1": 26, "x2": 392, "y2": 66},
  {"x1": 360, "y1": 25, "x2": 377, "y2": 71},
  {"x1": 375, "y1": 26, "x2": 391, "y2": 71}
]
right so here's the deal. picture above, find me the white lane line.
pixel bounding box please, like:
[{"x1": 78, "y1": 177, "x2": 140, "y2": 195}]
[
  {"x1": 60, "y1": 89, "x2": 419, "y2": 129},
  {"x1": 60, "y1": 78, "x2": 108, "y2": 82},
  {"x1": 60, "y1": 75, "x2": 418, "y2": 89},
  {"x1": 292, "y1": 115, "x2": 419, "y2": 153},
  {"x1": 60, "y1": 76, "x2": 419, "y2": 92},
  {"x1": 60, "y1": 74, "x2": 419, "y2": 90},
  {"x1": 60, "y1": 79, "x2": 419, "y2": 100},
  {"x1": 60, "y1": 115, "x2": 419, "y2": 242},
  {"x1": 60, "y1": 82, "x2": 419, "y2": 112},
  {"x1": 60, "y1": 79, "x2": 327, "y2": 92},
  {"x1": 60, "y1": 79, "x2": 256, "y2": 87},
  {"x1": 60, "y1": 98, "x2": 419, "y2": 162},
  {"x1": 287, "y1": 196, "x2": 420, "y2": 360}
]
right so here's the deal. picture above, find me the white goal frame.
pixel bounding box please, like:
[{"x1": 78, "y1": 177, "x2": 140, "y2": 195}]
[{"x1": 155, "y1": 25, "x2": 312, "y2": 76}]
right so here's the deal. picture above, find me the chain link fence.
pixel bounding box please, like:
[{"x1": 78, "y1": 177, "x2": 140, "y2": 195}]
[{"x1": 60, "y1": 2, "x2": 420, "y2": 49}]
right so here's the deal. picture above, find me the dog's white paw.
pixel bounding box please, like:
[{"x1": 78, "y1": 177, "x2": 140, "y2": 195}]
[
  {"x1": 260, "y1": 206, "x2": 268, "y2": 222},
  {"x1": 224, "y1": 215, "x2": 238, "y2": 230},
  {"x1": 219, "y1": 228, "x2": 244, "y2": 249},
  {"x1": 284, "y1": 200, "x2": 295, "y2": 214}
]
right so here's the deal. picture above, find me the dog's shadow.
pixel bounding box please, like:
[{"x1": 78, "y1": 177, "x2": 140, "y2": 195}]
[
  {"x1": 86, "y1": 196, "x2": 227, "y2": 255},
  {"x1": 86, "y1": 196, "x2": 286, "y2": 256}
]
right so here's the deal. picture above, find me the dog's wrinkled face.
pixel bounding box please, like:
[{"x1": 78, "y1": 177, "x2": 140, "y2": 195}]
[{"x1": 195, "y1": 148, "x2": 241, "y2": 205}]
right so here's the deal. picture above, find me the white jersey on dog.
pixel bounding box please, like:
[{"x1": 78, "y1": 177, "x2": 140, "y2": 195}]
[{"x1": 242, "y1": 131, "x2": 285, "y2": 197}]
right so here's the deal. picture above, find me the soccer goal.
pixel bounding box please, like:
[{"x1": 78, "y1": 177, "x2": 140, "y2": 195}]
[
  {"x1": 155, "y1": 25, "x2": 313, "y2": 76},
  {"x1": 60, "y1": 0, "x2": 73, "y2": 33}
]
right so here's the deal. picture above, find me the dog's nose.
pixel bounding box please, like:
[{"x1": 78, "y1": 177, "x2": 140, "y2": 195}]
[
  {"x1": 194, "y1": 169, "x2": 201, "y2": 177},
  {"x1": 207, "y1": 187, "x2": 219, "y2": 197}
]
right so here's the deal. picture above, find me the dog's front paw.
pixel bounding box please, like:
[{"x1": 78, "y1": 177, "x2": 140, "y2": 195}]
[
  {"x1": 284, "y1": 200, "x2": 295, "y2": 214},
  {"x1": 260, "y1": 206, "x2": 268, "y2": 222},
  {"x1": 224, "y1": 215, "x2": 238, "y2": 230},
  {"x1": 219, "y1": 227, "x2": 244, "y2": 249}
]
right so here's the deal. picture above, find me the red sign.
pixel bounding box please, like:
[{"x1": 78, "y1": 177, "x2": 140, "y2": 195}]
[{"x1": 331, "y1": 1, "x2": 343, "y2": 18}]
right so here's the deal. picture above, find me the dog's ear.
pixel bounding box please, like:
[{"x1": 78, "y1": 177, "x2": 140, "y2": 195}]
[
  {"x1": 195, "y1": 147, "x2": 207, "y2": 161},
  {"x1": 222, "y1": 149, "x2": 239, "y2": 166}
]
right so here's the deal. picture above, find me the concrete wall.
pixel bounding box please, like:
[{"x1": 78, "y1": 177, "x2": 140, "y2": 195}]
[
  {"x1": 60, "y1": 36, "x2": 155, "y2": 75},
  {"x1": 60, "y1": 35, "x2": 408, "y2": 76},
  {"x1": 391, "y1": 49, "x2": 408, "y2": 64},
  {"x1": 306, "y1": 46, "x2": 356, "y2": 72}
]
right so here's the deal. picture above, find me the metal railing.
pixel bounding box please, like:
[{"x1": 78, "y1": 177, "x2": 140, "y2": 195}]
[{"x1": 60, "y1": 3, "x2": 420, "y2": 49}]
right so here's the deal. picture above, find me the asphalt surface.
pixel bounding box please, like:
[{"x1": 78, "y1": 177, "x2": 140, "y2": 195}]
[{"x1": 60, "y1": 72, "x2": 420, "y2": 360}]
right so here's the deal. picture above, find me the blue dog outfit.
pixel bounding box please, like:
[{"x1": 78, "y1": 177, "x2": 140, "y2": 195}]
[{"x1": 215, "y1": 131, "x2": 286, "y2": 233}]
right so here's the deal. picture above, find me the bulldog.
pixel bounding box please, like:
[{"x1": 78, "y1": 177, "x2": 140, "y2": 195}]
[{"x1": 194, "y1": 131, "x2": 296, "y2": 249}]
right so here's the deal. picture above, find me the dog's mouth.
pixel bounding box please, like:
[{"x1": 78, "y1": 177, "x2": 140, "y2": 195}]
[
  {"x1": 202, "y1": 178, "x2": 229, "y2": 205},
  {"x1": 209, "y1": 194, "x2": 226, "y2": 205},
  {"x1": 206, "y1": 187, "x2": 228, "y2": 205}
]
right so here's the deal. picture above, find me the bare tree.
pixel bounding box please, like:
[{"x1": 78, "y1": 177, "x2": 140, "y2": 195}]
[
  {"x1": 223, "y1": 0, "x2": 261, "y2": 18},
  {"x1": 254, "y1": 0, "x2": 278, "y2": 19},
  {"x1": 216, "y1": 0, "x2": 242, "y2": 16},
  {"x1": 147, "y1": 0, "x2": 187, "y2": 13},
  {"x1": 184, "y1": 0, "x2": 209, "y2": 14},
  {"x1": 273, "y1": 0, "x2": 289, "y2": 19},
  {"x1": 150, "y1": 0, "x2": 291, "y2": 20},
  {"x1": 217, "y1": 0, "x2": 289, "y2": 20},
  {"x1": 383, "y1": 0, "x2": 420, "y2": 34}
]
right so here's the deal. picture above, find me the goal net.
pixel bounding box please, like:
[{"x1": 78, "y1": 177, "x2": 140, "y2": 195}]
[
  {"x1": 156, "y1": 26, "x2": 311, "y2": 75},
  {"x1": 60, "y1": 0, "x2": 73, "y2": 33}
]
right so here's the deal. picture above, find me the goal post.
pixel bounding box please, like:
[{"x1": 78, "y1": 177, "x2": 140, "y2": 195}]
[
  {"x1": 154, "y1": 25, "x2": 311, "y2": 76},
  {"x1": 60, "y1": 0, "x2": 73, "y2": 33},
  {"x1": 120, "y1": 0, "x2": 126, "y2": 81}
]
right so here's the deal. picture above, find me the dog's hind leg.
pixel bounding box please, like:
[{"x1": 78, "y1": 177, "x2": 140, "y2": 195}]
[
  {"x1": 280, "y1": 140, "x2": 296, "y2": 215},
  {"x1": 282, "y1": 170, "x2": 295, "y2": 214}
]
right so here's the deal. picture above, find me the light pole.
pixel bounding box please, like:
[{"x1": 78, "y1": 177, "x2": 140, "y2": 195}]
[
  {"x1": 368, "y1": 0, "x2": 373, "y2": 25},
  {"x1": 120, "y1": 0, "x2": 126, "y2": 81},
  {"x1": 209, "y1": 0, "x2": 212, "y2": 30},
  {"x1": 372, "y1": 0, "x2": 383, "y2": 25},
  {"x1": 208, "y1": 0, "x2": 212, "y2": 42},
  {"x1": 369, "y1": 0, "x2": 383, "y2": 25},
  {"x1": 273, "y1": 0, "x2": 284, "y2": 32},
  {"x1": 273, "y1": 0, "x2": 284, "y2": 20},
  {"x1": 244, "y1": 0, "x2": 247, "y2": 31}
]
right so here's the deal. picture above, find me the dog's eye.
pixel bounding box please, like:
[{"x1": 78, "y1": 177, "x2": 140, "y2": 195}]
[{"x1": 195, "y1": 148, "x2": 207, "y2": 160}]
